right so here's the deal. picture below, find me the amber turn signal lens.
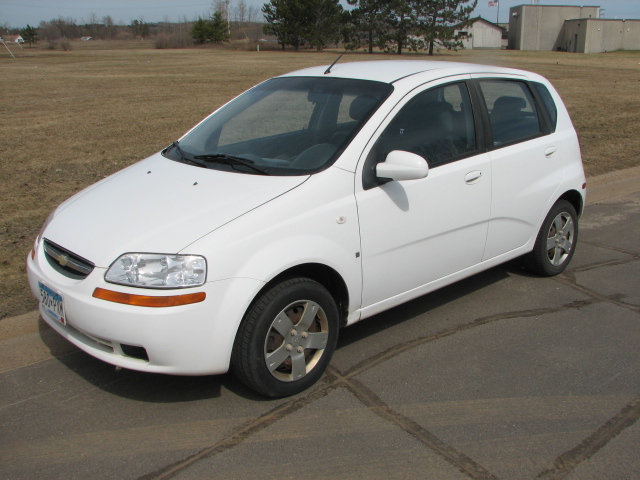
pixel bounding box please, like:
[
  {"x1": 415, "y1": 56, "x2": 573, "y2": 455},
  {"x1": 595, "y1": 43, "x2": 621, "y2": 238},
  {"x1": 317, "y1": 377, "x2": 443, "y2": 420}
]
[{"x1": 92, "y1": 288, "x2": 205, "y2": 307}]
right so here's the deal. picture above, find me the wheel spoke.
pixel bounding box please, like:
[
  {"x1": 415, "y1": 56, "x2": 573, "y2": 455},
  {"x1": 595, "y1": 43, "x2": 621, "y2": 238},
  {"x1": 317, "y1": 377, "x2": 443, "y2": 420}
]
[
  {"x1": 546, "y1": 236, "x2": 557, "y2": 251},
  {"x1": 304, "y1": 331, "x2": 328, "y2": 349},
  {"x1": 265, "y1": 344, "x2": 290, "y2": 372},
  {"x1": 297, "y1": 301, "x2": 319, "y2": 330},
  {"x1": 560, "y1": 237, "x2": 573, "y2": 253},
  {"x1": 550, "y1": 246, "x2": 563, "y2": 265},
  {"x1": 290, "y1": 351, "x2": 307, "y2": 379},
  {"x1": 553, "y1": 214, "x2": 564, "y2": 232},
  {"x1": 271, "y1": 311, "x2": 295, "y2": 337},
  {"x1": 562, "y1": 217, "x2": 574, "y2": 236}
]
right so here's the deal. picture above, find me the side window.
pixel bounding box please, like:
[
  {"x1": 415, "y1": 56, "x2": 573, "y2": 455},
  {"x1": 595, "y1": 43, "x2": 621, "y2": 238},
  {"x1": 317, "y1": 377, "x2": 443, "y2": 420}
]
[
  {"x1": 532, "y1": 82, "x2": 557, "y2": 132},
  {"x1": 377, "y1": 83, "x2": 476, "y2": 167},
  {"x1": 362, "y1": 82, "x2": 476, "y2": 189},
  {"x1": 479, "y1": 80, "x2": 541, "y2": 146}
]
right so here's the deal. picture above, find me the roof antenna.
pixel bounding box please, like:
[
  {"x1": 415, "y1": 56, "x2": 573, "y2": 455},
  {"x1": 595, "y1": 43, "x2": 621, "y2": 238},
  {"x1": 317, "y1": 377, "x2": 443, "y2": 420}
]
[{"x1": 324, "y1": 51, "x2": 346, "y2": 75}]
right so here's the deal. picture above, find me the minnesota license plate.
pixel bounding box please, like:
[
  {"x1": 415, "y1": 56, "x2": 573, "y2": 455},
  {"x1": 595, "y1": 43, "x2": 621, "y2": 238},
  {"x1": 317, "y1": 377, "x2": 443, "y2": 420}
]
[{"x1": 38, "y1": 281, "x2": 66, "y2": 325}]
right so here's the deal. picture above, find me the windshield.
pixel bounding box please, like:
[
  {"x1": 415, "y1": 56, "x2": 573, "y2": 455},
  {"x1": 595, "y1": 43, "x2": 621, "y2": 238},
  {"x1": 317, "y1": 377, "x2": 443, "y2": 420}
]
[{"x1": 163, "y1": 76, "x2": 392, "y2": 175}]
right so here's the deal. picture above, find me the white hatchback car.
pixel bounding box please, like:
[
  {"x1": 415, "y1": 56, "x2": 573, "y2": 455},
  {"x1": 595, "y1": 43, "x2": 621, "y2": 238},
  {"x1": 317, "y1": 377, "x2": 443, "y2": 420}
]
[{"x1": 27, "y1": 60, "x2": 586, "y2": 397}]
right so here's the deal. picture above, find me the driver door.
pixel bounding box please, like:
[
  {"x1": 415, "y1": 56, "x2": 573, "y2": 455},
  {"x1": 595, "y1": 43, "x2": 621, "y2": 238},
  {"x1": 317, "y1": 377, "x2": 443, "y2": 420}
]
[{"x1": 355, "y1": 80, "x2": 492, "y2": 311}]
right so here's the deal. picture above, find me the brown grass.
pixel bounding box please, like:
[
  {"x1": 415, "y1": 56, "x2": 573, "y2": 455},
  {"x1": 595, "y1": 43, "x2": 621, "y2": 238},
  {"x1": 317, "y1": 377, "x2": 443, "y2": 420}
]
[{"x1": 1, "y1": 44, "x2": 639, "y2": 318}]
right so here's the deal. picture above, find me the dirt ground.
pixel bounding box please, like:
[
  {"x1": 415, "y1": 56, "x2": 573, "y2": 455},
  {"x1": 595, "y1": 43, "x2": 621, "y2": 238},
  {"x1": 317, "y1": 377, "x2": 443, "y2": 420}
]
[{"x1": 1, "y1": 42, "x2": 638, "y2": 319}]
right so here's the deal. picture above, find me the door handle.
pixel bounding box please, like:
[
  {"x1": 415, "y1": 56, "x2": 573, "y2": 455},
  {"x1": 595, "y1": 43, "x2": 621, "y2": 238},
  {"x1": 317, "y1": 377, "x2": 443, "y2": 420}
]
[
  {"x1": 545, "y1": 146, "x2": 557, "y2": 158},
  {"x1": 464, "y1": 171, "x2": 482, "y2": 185}
]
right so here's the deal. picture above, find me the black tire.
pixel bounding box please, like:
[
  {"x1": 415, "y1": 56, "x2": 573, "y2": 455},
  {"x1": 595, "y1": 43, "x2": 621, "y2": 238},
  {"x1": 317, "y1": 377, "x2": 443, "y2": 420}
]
[
  {"x1": 523, "y1": 200, "x2": 578, "y2": 276},
  {"x1": 231, "y1": 277, "x2": 339, "y2": 398}
]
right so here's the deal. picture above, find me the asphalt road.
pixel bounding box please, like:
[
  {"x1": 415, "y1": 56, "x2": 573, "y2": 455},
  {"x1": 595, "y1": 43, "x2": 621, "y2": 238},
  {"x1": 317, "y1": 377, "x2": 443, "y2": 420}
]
[{"x1": 2, "y1": 167, "x2": 639, "y2": 480}]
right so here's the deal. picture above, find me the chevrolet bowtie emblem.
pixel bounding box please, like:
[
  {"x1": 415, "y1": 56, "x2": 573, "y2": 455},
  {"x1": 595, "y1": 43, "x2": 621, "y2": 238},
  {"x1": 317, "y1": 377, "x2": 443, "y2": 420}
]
[{"x1": 56, "y1": 254, "x2": 69, "y2": 267}]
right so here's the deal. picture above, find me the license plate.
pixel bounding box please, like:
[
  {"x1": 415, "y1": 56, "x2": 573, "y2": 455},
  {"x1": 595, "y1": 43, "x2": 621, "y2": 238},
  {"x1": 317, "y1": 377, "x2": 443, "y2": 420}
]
[{"x1": 39, "y1": 281, "x2": 66, "y2": 326}]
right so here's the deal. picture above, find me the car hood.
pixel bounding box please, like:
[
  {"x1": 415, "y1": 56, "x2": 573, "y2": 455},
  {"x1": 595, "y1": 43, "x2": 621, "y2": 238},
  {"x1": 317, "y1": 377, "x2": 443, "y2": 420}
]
[{"x1": 43, "y1": 154, "x2": 308, "y2": 268}]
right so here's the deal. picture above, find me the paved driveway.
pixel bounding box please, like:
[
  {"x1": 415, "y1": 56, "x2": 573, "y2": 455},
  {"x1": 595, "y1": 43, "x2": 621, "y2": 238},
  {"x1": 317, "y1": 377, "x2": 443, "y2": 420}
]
[{"x1": 1, "y1": 169, "x2": 639, "y2": 480}]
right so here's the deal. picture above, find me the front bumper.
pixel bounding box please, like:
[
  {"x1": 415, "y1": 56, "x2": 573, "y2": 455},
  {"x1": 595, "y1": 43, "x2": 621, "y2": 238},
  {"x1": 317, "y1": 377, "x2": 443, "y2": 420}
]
[{"x1": 26, "y1": 243, "x2": 263, "y2": 375}]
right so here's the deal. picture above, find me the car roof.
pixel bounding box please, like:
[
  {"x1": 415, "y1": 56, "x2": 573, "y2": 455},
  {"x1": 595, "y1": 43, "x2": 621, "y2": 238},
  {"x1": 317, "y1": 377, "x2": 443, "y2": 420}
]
[{"x1": 279, "y1": 60, "x2": 529, "y2": 84}]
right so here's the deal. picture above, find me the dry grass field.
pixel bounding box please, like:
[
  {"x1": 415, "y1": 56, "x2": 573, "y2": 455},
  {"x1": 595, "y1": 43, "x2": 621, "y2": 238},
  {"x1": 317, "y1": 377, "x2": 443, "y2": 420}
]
[{"x1": 1, "y1": 41, "x2": 639, "y2": 318}]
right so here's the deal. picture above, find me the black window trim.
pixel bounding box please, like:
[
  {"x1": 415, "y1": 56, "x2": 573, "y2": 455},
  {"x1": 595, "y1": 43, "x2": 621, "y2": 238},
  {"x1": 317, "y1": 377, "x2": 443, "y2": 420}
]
[{"x1": 527, "y1": 81, "x2": 556, "y2": 135}]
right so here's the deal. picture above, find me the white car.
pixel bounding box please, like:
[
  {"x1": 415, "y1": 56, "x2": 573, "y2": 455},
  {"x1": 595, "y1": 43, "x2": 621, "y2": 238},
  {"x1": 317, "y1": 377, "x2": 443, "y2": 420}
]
[{"x1": 27, "y1": 60, "x2": 586, "y2": 397}]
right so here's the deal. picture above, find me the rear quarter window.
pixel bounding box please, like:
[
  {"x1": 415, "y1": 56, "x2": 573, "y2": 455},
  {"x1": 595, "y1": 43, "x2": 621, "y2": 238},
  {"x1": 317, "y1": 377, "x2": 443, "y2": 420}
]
[{"x1": 532, "y1": 82, "x2": 558, "y2": 132}]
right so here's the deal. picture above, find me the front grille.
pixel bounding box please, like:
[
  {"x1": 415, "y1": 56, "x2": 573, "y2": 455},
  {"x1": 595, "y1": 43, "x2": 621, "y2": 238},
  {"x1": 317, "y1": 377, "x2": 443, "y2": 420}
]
[{"x1": 43, "y1": 239, "x2": 95, "y2": 280}]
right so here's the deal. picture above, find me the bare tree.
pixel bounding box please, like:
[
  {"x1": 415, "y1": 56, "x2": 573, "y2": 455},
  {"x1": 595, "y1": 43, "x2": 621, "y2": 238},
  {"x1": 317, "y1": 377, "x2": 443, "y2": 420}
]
[
  {"x1": 247, "y1": 4, "x2": 259, "y2": 24},
  {"x1": 235, "y1": 0, "x2": 248, "y2": 39},
  {"x1": 102, "y1": 15, "x2": 114, "y2": 39},
  {"x1": 38, "y1": 20, "x2": 61, "y2": 41},
  {"x1": 87, "y1": 12, "x2": 99, "y2": 37},
  {"x1": 212, "y1": 0, "x2": 232, "y2": 38},
  {"x1": 235, "y1": 0, "x2": 247, "y2": 23}
]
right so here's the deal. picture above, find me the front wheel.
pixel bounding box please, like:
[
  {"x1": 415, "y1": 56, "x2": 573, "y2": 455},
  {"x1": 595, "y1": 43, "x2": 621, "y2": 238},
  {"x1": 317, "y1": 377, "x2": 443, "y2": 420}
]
[
  {"x1": 231, "y1": 277, "x2": 339, "y2": 398},
  {"x1": 524, "y1": 200, "x2": 578, "y2": 276}
]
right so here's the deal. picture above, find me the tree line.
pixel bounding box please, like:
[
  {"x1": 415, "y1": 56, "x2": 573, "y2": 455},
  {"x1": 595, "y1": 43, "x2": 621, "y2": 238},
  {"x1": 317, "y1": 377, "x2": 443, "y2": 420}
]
[
  {"x1": 5, "y1": 0, "x2": 262, "y2": 46},
  {"x1": 263, "y1": 0, "x2": 478, "y2": 54},
  {"x1": 7, "y1": 0, "x2": 479, "y2": 55},
  {"x1": 15, "y1": 17, "x2": 156, "y2": 45}
]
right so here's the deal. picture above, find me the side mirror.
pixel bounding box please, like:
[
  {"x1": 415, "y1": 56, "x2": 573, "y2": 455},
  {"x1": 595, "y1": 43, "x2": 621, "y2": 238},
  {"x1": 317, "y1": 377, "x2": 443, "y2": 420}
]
[{"x1": 376, "y1": 150, "x2": 429, "y2": 184}]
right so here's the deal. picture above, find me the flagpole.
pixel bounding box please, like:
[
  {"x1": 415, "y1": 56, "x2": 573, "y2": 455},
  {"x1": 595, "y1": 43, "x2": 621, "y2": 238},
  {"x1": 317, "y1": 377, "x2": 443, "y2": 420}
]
[{"x1": 497, "y1": 1, "x2": 500, "y2": 24}]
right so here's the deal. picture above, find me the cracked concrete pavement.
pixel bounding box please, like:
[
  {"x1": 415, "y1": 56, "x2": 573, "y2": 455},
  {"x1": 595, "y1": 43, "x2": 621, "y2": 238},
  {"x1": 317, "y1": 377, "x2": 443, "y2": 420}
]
[{"x1": 1, "y1": 166, "x2": 639, "y2": 480}]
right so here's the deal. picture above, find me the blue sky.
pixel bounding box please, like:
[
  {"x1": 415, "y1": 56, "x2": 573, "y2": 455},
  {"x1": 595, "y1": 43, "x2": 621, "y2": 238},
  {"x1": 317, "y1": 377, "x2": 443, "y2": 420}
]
[{"x1": 2, "y1": 0, "x2": 639, "y2": 29}]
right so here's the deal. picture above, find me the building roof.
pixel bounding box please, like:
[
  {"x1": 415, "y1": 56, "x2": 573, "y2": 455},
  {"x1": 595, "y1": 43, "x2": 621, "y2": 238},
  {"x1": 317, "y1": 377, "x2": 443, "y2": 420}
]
[
  {"x1": 515, "y1": 4, "x2": 600, "y2": 8},
  {"x1": 473, "y1": 17, "x2": 505, "y2": 31}
]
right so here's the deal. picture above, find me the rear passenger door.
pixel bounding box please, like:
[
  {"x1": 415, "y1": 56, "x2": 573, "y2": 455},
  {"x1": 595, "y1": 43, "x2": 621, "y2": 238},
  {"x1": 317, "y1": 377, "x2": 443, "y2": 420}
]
[{"x1": 475, "y1": 77, "x2": 563, "y2": 261}]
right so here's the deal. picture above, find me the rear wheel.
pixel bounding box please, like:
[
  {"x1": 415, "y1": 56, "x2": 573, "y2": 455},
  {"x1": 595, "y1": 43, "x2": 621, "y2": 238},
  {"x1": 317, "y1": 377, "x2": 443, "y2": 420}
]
[
  {"x1": 524, "y1": 200, "x2": 578, "y2": 276},
  {"x1": 231, "y1": 277, "x2": 339, "y2": 397}
]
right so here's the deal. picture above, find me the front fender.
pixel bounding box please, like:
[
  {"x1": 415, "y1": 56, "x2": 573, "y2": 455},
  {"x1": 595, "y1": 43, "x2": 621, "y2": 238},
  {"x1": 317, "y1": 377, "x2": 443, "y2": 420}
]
[{"x1": 186, "y1": 167, "x2": 363, "y2": 322}]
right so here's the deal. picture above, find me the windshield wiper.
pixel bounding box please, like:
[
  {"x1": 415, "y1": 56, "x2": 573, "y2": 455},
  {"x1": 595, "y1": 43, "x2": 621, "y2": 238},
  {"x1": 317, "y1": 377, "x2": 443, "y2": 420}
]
[
  {"x1": 193, "y1": 154, "x2": 269, "y2": 175},
  {"x1": 168, "y1": 141, "x2": 208, "y2": 168}
]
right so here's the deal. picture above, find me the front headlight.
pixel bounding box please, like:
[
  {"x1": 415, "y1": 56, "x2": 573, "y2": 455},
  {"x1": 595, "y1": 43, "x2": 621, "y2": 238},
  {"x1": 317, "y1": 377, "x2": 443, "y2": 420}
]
[{"x1": 105, "y1": 254, "x2": 207, "y2": 289}]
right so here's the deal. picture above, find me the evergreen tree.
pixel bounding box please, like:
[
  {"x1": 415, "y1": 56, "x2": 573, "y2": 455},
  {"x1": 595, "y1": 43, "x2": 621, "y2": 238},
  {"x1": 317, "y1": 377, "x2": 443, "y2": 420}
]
[
  {"x1": 262, "y1": 0, "x2": 306, "y2": 51},
  {"x1": 263, "y1": 0, "x2": 343, "y2": 52},
  {"x1": 347, "y1": 0, "x2": 478, "y2": 55},
  {"x1": 210, "y1": 11, "x2": 231, "y2": 43},
  {"x1": 345, "y1": 0, "x2": 387, "y2": 53},
  {"x1": 190, "y1": 13, "x2": 230, "y2": 44},
  {"x1": 384, "y1": 0, "x2": 417, "y2": 55},
  {"x1": 131, "y1": 19, "x2": 150, "y2": 38},
  {"x1": 190, "y1": 17, "x2": 211, "y2": 44},
  {"x1": 302, "y1": 0, "x2": 344, "y2": 52},
  {"x1": 416, "y1": 0, "x2": 478, "y2": 55},
  {"x1": 21, "y1": 24, "x2": 38, "y2": 47}
]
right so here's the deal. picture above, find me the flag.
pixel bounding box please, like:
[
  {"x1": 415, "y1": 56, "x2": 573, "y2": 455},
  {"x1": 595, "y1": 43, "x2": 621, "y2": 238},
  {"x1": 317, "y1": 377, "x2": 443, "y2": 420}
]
[{"x1": 488, "y1": 1, "x2": 498, "y2": 6}]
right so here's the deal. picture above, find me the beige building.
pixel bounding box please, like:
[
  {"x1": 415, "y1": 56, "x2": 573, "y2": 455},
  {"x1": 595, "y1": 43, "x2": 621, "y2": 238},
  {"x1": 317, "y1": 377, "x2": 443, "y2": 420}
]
[
  {"x1": 508, "y1": 4, "x2": 640, "y2": 53},
  {"x1": 561, "y1": 18, "x2": 640, "y2": 53},
  {"x1": 459, "y1": 18, "x2": 504, "y2": 50},
  {"x1": 508, "y1": 5, "x2": 600, "y2": 51}
]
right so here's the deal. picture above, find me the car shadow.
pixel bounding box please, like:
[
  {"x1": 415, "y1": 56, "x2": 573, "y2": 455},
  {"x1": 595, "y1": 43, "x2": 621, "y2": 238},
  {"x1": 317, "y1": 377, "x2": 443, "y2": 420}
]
[{"x1": 336, "y1": 261, "x2": 520, "y2": 349}]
